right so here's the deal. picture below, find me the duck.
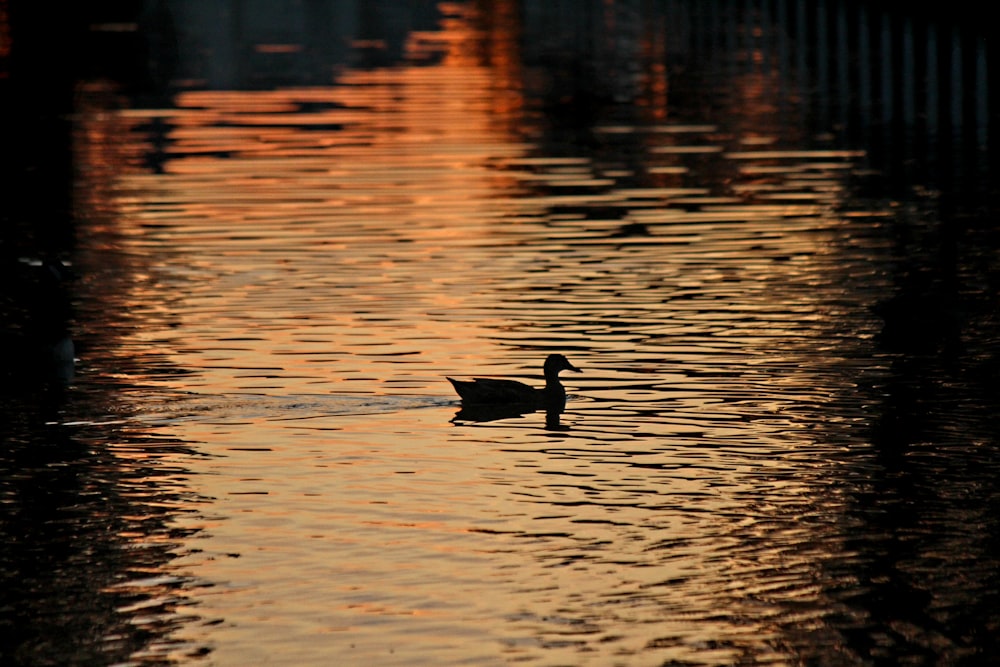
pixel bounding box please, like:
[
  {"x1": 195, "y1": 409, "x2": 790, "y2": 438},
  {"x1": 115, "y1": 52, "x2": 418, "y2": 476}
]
[{"x1": 447, "y1": 354, "x2": 581, "y2": 409}]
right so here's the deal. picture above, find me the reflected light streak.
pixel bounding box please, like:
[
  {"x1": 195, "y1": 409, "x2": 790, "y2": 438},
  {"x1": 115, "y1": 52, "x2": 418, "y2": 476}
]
[
  {"x1": 101, "y1": 3, "x2": 541, "y2": 402},
  {"x1": 64, "y1": 3, "x2": 944, "y2": 665}
]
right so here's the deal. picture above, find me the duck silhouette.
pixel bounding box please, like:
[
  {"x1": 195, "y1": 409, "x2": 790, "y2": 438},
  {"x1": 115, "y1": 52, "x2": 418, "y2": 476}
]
[{"x1": 447, "y1": 354, "x2": 581, "y2": 412}]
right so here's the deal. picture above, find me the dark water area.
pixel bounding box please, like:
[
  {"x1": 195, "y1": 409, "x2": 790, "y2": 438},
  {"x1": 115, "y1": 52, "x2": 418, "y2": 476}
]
[{"x1": 3, "y1": 1, "x2": 1000, "y2": 665}]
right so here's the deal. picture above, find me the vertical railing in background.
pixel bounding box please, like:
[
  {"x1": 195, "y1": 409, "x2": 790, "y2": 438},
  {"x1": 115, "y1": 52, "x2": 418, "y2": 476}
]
[
  {"x1": 508, "y1": 0, "x2": 992, "y2": 186},
  {"x1": 144, "y1": 0, "x2": 991, "y2": 187},
  {"x1": 683, "y1": 1, "x2": 990, "y2": 188},
  {"x1": 774, "y1": 1, "x2": 989, "y2": 189}
]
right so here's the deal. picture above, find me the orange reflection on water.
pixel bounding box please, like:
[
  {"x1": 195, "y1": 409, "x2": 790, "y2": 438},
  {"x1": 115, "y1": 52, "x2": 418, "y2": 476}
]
[
  {"x1": 98, "y1": 6, "x2": 544, "y2": 401},
  {"x1": 64, "y1": 3, "x2": 917, "y2": 666}
]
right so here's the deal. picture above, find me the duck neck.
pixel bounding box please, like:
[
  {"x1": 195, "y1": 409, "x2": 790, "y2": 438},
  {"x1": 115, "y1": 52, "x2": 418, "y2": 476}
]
[{"x1": 543, "y1": 373, "x2": 567, "y2": 412}]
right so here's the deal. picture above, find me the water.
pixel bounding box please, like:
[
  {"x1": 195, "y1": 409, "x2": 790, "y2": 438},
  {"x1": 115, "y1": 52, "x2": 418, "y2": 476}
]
[{"x1": 3, "y1": 2, "x2": 1000, "y2": 665}]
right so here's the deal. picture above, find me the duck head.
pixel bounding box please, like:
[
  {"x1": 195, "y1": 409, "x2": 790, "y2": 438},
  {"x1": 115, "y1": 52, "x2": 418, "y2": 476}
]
[{"x1": 544, "y1": 353, "x2": 581, "y2": 376}]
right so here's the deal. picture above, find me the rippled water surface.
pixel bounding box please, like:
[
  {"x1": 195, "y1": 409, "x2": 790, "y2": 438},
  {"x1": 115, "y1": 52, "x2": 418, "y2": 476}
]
[{"x1": 4, "y1": 3, "x2": 1000, "y2": 665}]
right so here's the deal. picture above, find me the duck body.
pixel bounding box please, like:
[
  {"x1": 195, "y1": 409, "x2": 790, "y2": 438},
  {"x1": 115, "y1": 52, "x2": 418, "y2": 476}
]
[
  {"x1": 448, "y1": 377, "x2": 552, "y2": 406},
  {"x1": 447, "y1": 354, "x2": 581, "y2": 409}
]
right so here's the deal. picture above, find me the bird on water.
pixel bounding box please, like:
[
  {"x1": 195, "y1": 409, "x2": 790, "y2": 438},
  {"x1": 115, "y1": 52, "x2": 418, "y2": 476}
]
[{"x1": 447, "y1": 354, "x2": 581, "y2": 410}]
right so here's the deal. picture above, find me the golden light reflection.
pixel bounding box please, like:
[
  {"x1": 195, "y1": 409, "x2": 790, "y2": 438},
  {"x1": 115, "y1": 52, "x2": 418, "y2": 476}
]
[
  {"x1": 66, "y1": 3, "x2": 914, "y2": 665},
  {"x1": 470, "y1": 0, "x2": 525, "y2": 119},
  {"x1": 90, "y1": 6, "x2": 549, "y2": 403}
]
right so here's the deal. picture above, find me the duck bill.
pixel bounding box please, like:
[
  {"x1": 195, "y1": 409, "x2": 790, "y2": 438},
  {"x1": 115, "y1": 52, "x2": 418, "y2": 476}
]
[{"x1": 568, "y1": 362, "x2": 582, "y2": 373}]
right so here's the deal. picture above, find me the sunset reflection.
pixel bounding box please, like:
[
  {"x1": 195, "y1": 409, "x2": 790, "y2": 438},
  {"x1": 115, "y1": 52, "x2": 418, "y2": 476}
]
[
  {"x1": 4, "y1": 1, "x2": 996, "y2": 665},
  {"x1": 86, "y1": 3, "x2": 877, "y2": 660}
]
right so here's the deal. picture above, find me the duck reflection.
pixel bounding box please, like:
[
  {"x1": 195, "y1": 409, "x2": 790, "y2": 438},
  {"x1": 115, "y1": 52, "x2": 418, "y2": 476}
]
[
  {"x1": 448, "y1": 354, "x2": 581, "y2": 427},
  {"x1": 451, "y1": 402, "x2": 572, "y2": 430}
]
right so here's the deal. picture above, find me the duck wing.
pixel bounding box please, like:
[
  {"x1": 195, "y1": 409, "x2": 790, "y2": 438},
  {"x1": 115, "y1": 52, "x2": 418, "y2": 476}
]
[{"x1": 447, "y1": 377, "x2": 540, "y2": 405}]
